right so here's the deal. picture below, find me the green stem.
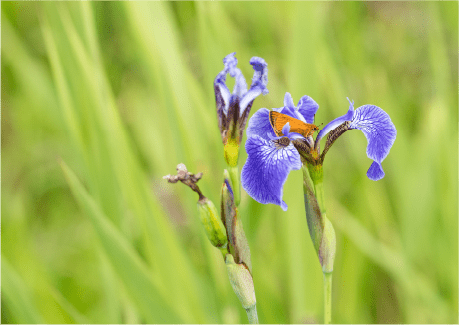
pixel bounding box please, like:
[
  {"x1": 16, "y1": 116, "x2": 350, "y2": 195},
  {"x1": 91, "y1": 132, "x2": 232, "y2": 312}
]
[
  {"x1": 313, "y1": 181, "x2": 326, "y2": 215},
  {"x1": 303, "y1": 163, "x2": 335, "y2": 324},
  {"x1": 228, "y1": 166, "x2": 241, "y2": 206},
  {"x1": 219, "y1": 244, "x2": 229, "y2": 260},
  {"x1": 245, "y1": 304, "x2": 259, "y2": 324},
  {"x1": 323, "y1": 272, "x2": 332, "y2": 324}
]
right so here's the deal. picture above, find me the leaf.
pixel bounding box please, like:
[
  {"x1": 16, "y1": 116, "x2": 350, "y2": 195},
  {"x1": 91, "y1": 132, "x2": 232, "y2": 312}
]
[
  {"x1": 2, "y1": 258, "x2": 44, "y2": 324},
  {"x1": 59, "y1": 159, "x2": 182, "y2": 323}
]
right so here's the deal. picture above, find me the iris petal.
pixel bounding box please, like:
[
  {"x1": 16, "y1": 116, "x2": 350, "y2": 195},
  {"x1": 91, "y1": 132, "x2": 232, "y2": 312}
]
[
  {"x1": 367, "y1": 161, "x2": 385, "y2": 181},
  {"x1": 246, "y1": 108, "x2": 276, "y2": 141},
  {"x1": 242, "y1": 135, "x2": 302, "y2": 211},
  {"x1": 282, "y1": 122, "x2": 291, "y2": 135},
  {"x1": 316, "y1": 98, "x2": 355, "y2": 141},
  {"x1": 223, "y1": 54, "x2": 248, "y2": 99},
  {"x1": 297, "y1": 95, "x2": 319, "y2": 124},
  {"x1": 349, "y1": 104, "x2": 396, "y2": 180},
  {"x1": 214, "y1": 71, "x2": 231, "y2": 116},
  {"x1": 223, "y1": 52, "x2": 238, "y2": 73},
  {"x1": 284, "y1": 92, "x2": 295, "y2": 109},
  {"x1": 238, "y1": 57, "x2": 269, "y2": 115},
  {"x1": 214, "y1": 54, "x2": 238, "y2": 116},
  {"x1": 249, "y1": 57, "x2": 269, "y2": 95},
  {"x1": 239, "y1": 88, "x2": 261, "y2": 116},
  {"x1": 279, "y1": 92, "x2": 296, "y2": 117}
]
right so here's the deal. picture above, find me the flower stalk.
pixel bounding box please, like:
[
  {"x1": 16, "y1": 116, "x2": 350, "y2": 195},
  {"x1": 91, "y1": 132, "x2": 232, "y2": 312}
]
[
  {"x1": 165, "y1": 164, "x2": 257, "y2": 323},
  {"x1": 302, "y1": 163, "x2": 336, "y2": 324},
  {"x1": 213, "y1": 53, "x2": 265, "y2": 323},
  {"x1": 228, "y1": 166, "x2": 241, "y2": 207},
  {"x1": 221, "y1": 170, "x2": 257, "y2": 323},
  {"x1": 323, "y1": 272, "x2": 333, "y2": 324},
  {"x1": 225, "y1": 254, "x2": 258, "y2": 324}
]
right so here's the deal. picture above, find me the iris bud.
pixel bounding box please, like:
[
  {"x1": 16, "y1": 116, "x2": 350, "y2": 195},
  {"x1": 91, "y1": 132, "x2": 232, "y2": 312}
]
[
  {"x1": 225, "y1": 254, "x2": 256, "y2": 310},
  {"x1": 197, "y1": 197, "x2": 228, "y2": 249}
]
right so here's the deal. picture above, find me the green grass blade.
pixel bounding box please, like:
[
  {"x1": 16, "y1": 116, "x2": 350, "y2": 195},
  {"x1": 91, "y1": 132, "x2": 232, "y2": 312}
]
[
  {"x1": 2, "y1": 258, "x2": 45, "y2": 324},
  {"x1": 59, "y1": 159, "x2": 183, "y2": 323},
  {"x1": 332, "y1": 203, "x2": 452, "y2": 323}
]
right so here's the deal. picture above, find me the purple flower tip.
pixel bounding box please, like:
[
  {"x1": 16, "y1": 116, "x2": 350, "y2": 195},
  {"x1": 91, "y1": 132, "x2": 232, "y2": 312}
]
[
  {"x1": 367, "y1": 161, "x2": 385, "y2": 181},
  {"x1": 224, "y1": 178, "x2": 234, "y2": 197},
  {"x1": 214, "y1": 53, "x2": 269, "y2": 118}
]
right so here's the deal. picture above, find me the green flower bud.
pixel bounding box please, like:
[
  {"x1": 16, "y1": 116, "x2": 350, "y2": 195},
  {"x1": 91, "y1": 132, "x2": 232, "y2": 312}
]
[
  {"x1": 197, "y1": 197, "x2": 228, "y2": 248},
  {"x1": 319, "y1": 217, "x2": 336, "y2": 273},
  {"x1": 302, "y1": 164, "x2": 335, "y2": 273},
  {"x1": 221, "y1": 172, "x2": 252, "y2": 273},
  {"x1": 225, "y1": 254, "x2": 256, "y2": 309}
]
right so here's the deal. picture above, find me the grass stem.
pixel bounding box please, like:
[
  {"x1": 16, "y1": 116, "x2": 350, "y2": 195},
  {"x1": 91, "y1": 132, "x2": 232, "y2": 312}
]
[
  {"x1": 245, "y1": 304, "x2": 259, "y2": 324},
  {"x1": 323, "y1": 272, "x2": 332, "y2": 324}
]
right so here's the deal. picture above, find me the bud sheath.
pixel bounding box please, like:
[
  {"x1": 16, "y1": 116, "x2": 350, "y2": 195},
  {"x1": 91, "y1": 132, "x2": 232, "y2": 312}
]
[
  {"x1": 197, "y1": 198, "x2": 228, "y2": 248},
  {"x1": 225, "y1": 254, "x2": 256, "y2": 309}
]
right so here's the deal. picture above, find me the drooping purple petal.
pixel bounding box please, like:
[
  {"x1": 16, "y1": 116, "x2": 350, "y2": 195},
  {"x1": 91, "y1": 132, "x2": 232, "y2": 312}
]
[
  {"x1": 246, "y1": 108, "x2": 276, "y2": 141},
  {"x1": 297, "y1": 95, "x2": 319, "y2": 124},
  {"x1": 367, "y1": 161, "x2": 385, "y2": 180},
  {"x1": 349, "y1": 104, "x2": 396, "y2": 180},
  {"x1": 242, "y1": 135, "x2": 301, "y2": 211},
  {"x1": 239, "y1": 57, "x2": 269, "y2": 115},
  {"x1": 316, "y1": 98, "x2": 355, "y2": 141}
]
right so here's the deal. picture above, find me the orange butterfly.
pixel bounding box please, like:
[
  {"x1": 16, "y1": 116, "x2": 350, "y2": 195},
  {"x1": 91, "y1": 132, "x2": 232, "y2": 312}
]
[{"x1": 269, "y1": 111, "x2": 319, "y2": 138}]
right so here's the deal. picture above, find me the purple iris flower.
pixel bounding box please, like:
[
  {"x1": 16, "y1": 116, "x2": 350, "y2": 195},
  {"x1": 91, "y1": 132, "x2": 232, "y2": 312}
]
[
  {"x1": 241, "y1": 93, "x2": 396, "y2": 211},
  {"x1": 214, "y1": 53, "x2": 268, "y2": 146}
]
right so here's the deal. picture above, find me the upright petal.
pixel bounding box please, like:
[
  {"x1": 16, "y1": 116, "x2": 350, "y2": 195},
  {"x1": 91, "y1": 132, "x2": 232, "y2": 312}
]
[
  {"x1": 349, "y1": 104, "x2": 396, "y2": 180},
  {"x1": 239, "y1": 57, "x2": 269, "y2": 115},
  {"x1": 249, "y1": 57, "x2": 268, "y2": 95},
  {"x1": 224, "y1": 53, "x2": 248, "y2": 98},
  {"x1": 284, "y1": 92, "x2": 295, "y2": 110},
  {"x1": 214, "y1": 80, "x2": 230, "y2": 121},
  {"x1": 246, "y1": 108, "x2": 276, "y2": 141},
  {"x1": 214, "y1": 54, "x2": 235, "y2": 116},
  {"x1": 279, "y1": 92, "x2": 296, "y2": 117},
  {"x1": 316, "y1": 98, "x2": 355, "y2": 141},
  {"x1": 281, "y1": 122, "x2": 291, "y2": 135},
  {"x1": 223, "y1": 52, "x2": 238, "y2": 72},
  {"x1": 297, "y1": 95, "x2": 319, "y2": 124},
  {"x1": 242, "y1": 135, "x2": 301, "y2": 211}
]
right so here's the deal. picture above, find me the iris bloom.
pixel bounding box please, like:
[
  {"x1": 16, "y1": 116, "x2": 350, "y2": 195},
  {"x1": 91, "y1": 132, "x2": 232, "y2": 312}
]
[
  {"x1": 214, "y1": 53, "x2": 268, "y2": 166},
  {"x1": 241, "y1": 93, "x2": 396, "y2": 211}
]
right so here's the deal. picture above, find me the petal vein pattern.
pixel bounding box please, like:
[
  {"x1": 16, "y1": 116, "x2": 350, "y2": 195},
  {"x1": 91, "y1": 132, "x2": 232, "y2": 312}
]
[
  {"x1": 242, "y1": 135, "x2": 301, "y2": 211},
  {"x1": 350, "y1": 105, "x2": 396, "y2": 163},
  {"x1": 246, "y1": 108, "x2": 276, "y2": 140},
  {"x1": 296, "y1": 95, "x2": 319, "y2": 124}
]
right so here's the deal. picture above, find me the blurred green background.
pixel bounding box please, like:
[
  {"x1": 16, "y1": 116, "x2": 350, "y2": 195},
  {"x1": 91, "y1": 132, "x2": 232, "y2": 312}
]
[{"x1": 2, "y1": 1, "x2": 457, "y2": 323}]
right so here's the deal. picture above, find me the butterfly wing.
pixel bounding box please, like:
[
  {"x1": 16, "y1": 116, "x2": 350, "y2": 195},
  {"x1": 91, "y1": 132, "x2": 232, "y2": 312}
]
[{"x1": 269, "y1": 111, "x2": 318, "y2": 137}]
